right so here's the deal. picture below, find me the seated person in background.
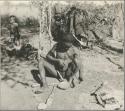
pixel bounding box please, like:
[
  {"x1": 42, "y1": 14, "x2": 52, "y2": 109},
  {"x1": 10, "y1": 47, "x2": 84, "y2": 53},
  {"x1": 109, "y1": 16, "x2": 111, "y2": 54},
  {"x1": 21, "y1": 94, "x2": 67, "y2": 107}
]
[{"x1": 38, "y1": 33, "x2": 84, "y2": 91}]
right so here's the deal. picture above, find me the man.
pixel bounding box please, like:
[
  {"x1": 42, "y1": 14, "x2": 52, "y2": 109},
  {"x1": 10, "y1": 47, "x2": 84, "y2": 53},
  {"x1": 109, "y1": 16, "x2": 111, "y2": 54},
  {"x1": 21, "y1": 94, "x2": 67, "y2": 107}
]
[
  {"x1": 8, "y1": 15, "x2": 21, "y2": 48},
  {"x1": 38, "y1": 33, "x2": 84, "y2": 91}
]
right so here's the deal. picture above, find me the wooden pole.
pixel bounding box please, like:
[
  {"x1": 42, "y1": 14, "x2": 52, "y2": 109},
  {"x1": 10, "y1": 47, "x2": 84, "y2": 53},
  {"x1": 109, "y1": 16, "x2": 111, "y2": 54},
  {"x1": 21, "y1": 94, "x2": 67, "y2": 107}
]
[
  {"x1": 48, "y1": 1, "x2": 52, "y2": 48},
  {"x1": 38, "y1": 4, "x2": 43, "y2": 60}
]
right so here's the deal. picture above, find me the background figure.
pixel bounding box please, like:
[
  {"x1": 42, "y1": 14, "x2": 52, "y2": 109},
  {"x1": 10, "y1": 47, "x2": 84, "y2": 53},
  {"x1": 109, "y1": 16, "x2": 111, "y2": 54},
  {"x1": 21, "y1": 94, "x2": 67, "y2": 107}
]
[{"x1": 8, "y1": 15, "x2": 21, "y2": 48}]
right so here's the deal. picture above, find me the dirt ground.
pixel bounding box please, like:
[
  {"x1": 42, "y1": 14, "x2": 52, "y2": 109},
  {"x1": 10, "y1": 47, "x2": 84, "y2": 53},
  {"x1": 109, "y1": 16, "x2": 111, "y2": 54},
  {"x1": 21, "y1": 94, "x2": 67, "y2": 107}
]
[{"x1": 1, "y1": 30, "x2": 124, "y2": 110}]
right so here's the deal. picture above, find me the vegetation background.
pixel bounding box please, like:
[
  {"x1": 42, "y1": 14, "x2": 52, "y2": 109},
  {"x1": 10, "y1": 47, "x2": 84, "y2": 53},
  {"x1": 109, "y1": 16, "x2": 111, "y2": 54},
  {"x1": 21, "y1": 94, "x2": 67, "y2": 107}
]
[{"x1": 0, "y1": 0, "x2": 124, "y2": 110}]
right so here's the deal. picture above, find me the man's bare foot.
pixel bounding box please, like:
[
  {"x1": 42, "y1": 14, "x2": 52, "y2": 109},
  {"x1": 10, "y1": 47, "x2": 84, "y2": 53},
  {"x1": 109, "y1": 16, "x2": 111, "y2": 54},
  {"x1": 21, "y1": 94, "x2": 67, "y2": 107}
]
[
  {"x1": 34, "y1": 85, "x2": 49, "y2": 94},
  {"x1": 70, "y1": 78, "x2": 80, "y2": 88}
]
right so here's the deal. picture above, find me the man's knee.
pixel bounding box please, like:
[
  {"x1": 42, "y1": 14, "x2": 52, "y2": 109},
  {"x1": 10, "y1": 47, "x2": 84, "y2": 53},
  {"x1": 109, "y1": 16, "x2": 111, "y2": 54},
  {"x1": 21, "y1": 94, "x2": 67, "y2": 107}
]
[
  {"x1": 38, "y1": 58, "x2": 54, "y2": 71},
  {"x1": 38, "y1": 58, "x2": 45, "y2": 69}
]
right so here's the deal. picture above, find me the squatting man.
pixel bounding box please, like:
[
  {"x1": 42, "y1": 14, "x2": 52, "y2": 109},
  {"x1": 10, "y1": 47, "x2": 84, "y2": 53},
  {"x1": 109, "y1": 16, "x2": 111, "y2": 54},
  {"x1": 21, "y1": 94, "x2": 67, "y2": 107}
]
[{"x1": 38, "y1": 33, "x2": 84, "y2": 91}]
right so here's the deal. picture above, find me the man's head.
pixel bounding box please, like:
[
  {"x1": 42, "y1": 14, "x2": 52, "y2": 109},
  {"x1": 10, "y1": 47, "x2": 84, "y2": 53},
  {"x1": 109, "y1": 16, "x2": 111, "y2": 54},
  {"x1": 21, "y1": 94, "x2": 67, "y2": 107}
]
[
  {"x1": 9, "y1": 15, "x2": 16, "y2": 23},
  {"x1": 60, "y1": 33, "x2": 75, "y2": 49}
]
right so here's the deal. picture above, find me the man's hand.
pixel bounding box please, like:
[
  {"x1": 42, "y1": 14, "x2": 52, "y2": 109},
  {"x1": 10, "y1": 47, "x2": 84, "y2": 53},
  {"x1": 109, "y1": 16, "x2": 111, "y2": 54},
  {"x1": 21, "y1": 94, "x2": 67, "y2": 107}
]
[
  {"x1": 57, "y1": 59, "x2": 64, "y2": 66},
  {"x1": 57, "y1": 59, "x2": 72, "y2": 72}
]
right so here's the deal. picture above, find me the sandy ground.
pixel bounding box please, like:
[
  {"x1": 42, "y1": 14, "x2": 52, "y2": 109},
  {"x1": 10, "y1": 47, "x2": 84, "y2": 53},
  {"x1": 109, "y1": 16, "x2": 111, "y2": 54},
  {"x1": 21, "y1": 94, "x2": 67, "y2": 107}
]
[{"x1": 1, "y1": 32, "x2": 124, "y2": 110}]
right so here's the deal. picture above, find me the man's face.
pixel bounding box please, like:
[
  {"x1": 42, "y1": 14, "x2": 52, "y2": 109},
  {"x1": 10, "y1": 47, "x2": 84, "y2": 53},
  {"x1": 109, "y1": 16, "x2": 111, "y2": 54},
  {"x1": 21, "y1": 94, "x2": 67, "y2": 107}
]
[
  {"x1": 10, "y1": 17, "x2": 15, "y2": 23},
  {"x1": 62, "y1": 42, "x2": 72, "y2": 49}
]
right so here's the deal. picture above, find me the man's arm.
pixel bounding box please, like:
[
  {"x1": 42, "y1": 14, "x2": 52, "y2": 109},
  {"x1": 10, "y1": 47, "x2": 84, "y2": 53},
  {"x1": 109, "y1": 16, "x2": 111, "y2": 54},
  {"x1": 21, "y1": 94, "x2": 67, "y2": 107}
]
[
  {"x1": 72, "y1": 54, "x2": 79, "y2": 68},
  {"x1": 46, "y1": 44, "x2": 59, "y2": 64},
  {"x1": 71, "y1": 47, "x2": 81, "y2": 68},
  {"x1": 7, "y1": 24, "x2": 11, "y2": 37},
  {"x1": 46, "y1": 53, "x2": 59, "y2": 64}
]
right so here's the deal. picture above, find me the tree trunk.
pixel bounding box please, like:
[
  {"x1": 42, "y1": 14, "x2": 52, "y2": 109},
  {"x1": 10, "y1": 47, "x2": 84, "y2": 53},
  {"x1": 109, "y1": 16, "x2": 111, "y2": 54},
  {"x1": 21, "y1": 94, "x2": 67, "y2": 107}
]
[
  {"x1": 48, "y1": 2, "x2": 52, "y2": 47},
  {"x1": 112, "y1": 3, "x2": 124, "y2": 41}
]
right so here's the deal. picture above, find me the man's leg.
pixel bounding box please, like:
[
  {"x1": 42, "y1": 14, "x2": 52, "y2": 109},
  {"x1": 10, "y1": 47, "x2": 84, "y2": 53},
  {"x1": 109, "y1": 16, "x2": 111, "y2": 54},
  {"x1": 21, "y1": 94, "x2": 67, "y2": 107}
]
[
  {"x1": 66, "y1": 62, "x2": 81, "y2": 87},
  {"x1": 70, "y1": 61, "x2": 84, "y2": 82},
  {"x1": 15, "y1": 36, "x2": 21, "y2": 46},
  {"x1": 69, "y1": 64, "x2": 83, "y2": 88},
  {"x1": 38, "y1": 58, "x2": 58, "y2": 89},
  {"x1": 78, "y1": 61, "x2": 84, "y2": 81}
]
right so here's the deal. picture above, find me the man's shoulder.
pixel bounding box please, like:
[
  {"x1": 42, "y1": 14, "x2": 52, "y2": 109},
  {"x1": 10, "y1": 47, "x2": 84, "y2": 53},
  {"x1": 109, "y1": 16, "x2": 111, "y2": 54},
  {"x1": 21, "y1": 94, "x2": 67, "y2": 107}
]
[
  {"x1": 69, "y1": 46, "x2": 79, "y2": 54},
  {"x1": 71, "y1": 46, "x2": 79, "y2": 51},
  {"x1": 52, "y1": 43, "x2": 58, "y2": 48},
  {"x1": 50, "y1": 43, "x2": 58, "y2": 52}
]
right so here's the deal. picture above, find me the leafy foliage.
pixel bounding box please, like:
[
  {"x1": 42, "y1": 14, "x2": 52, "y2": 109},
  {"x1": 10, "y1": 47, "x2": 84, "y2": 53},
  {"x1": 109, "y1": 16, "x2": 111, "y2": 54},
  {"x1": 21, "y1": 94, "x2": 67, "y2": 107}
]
[{"x1": 51, "y1": 2, "x2": 124, "y2": 41}]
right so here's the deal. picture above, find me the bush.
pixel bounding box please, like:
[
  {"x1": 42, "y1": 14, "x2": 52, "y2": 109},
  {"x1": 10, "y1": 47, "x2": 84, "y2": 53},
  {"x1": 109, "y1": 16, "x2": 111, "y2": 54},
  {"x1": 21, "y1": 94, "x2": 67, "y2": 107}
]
[{"x1": 51, "y1": 2, "x2": 122, "y2": 41}]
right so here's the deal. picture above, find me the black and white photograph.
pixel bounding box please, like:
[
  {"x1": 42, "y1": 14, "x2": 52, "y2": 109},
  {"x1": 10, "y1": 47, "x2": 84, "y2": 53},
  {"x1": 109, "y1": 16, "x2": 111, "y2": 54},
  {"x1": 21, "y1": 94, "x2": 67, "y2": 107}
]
[{"x1": 0, "y1": 0, "x2": 124, "y2": 110}]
